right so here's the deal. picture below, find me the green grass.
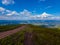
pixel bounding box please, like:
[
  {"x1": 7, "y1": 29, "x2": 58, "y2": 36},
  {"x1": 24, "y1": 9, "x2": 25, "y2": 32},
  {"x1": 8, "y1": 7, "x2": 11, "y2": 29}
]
[
  {"x1": 0, "y1": 24, "x2": 60, "y2": 45},
  {"x1": 31, "y1": 25, "x2": 60, "y2": 45},
  {"x1": 0, "y1": 24, "x2": 24, "y2": 32},
  {"x1": 0, "y1": 30, "x2": 25, "y2": 45}
]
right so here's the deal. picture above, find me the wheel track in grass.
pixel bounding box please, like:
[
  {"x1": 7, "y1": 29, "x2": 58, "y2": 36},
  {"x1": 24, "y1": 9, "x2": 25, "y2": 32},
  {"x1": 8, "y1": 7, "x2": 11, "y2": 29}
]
[{"x1": 24, "y1": 32, "x2": 33, "y2": 45}]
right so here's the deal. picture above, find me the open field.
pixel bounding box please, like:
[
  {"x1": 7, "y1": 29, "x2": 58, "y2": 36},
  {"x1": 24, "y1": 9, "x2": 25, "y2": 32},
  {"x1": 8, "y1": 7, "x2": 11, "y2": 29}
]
[{"x1": 0, "y1": 24, "x2": 60, "y2": 45}]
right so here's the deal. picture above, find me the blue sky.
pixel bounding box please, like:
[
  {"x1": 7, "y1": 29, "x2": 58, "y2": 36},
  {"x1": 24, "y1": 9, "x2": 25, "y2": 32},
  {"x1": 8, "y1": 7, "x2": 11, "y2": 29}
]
[{"x1": 0, "y1": 0, "x2": 60, "y2": 20}]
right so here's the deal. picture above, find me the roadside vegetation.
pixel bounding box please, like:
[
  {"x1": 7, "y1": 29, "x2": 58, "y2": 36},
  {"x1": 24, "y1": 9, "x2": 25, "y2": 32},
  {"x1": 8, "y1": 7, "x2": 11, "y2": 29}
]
[
  {"x1": 0, "y1": 24, "x2": 60, "y2": 45},
  {"x1": 0, "y1": 24, "x2": 24, "y2": 32}
]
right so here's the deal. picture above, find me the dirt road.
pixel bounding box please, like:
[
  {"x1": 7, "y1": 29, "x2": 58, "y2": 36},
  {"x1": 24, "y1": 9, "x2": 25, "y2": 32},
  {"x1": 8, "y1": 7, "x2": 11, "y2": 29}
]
[{"x1": 0, "y1": 26, "x2": 26, "y2": 39}]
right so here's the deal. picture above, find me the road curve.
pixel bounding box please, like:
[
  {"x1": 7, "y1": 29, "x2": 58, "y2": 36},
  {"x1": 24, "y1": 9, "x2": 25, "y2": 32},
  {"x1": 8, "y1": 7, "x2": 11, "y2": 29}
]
[{"x1": 0, "y1": 25, "x2": 26, "y2": 39}]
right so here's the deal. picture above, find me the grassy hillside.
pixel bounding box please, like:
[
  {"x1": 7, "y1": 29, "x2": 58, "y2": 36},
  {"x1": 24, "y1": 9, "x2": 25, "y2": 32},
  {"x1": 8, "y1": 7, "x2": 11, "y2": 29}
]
[
  {"x1": 0, "y1": 24, "x2": 60, "y2": 45},
  {"x1": 0, "y1": 24, "x2": 24, "y2": 32}
]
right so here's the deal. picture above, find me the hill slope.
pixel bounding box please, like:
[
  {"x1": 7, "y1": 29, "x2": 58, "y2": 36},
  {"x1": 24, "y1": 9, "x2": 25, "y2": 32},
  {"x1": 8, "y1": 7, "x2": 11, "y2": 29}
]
[{"x1": 0, "y1": 25, "x2": 60, "y2": 45}]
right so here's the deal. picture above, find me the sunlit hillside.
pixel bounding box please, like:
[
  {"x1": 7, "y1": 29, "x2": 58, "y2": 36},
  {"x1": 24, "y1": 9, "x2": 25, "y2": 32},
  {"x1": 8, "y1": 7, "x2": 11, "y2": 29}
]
[{"x1": 0, "y1": 25, "x2": 60, "y2": 45}]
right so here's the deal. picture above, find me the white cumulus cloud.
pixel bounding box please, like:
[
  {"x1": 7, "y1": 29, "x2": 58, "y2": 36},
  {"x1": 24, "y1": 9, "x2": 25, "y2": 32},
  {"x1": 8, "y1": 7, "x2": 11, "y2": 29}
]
[
  {"x1": 0, "y1": 7, "x2": 6, "y2": 15},
  {"x1": 6, "y1": 11, "x2": 19, "y2": 16},
  {"x1": 20, "y1": 9, "x2": 32, "y2": 16},
  {"x1": 0, "y1": 7, "x2": 60, "y2": 20},
  {"x1": 2, "y1": 0, "x2": 15, "y2": 5},
  {"x1": 0, "y1": 7, "x2": 19, "y2": 16},
  {"x1": 0, "y1": 7, "x2": 5, "y2": 12}
]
